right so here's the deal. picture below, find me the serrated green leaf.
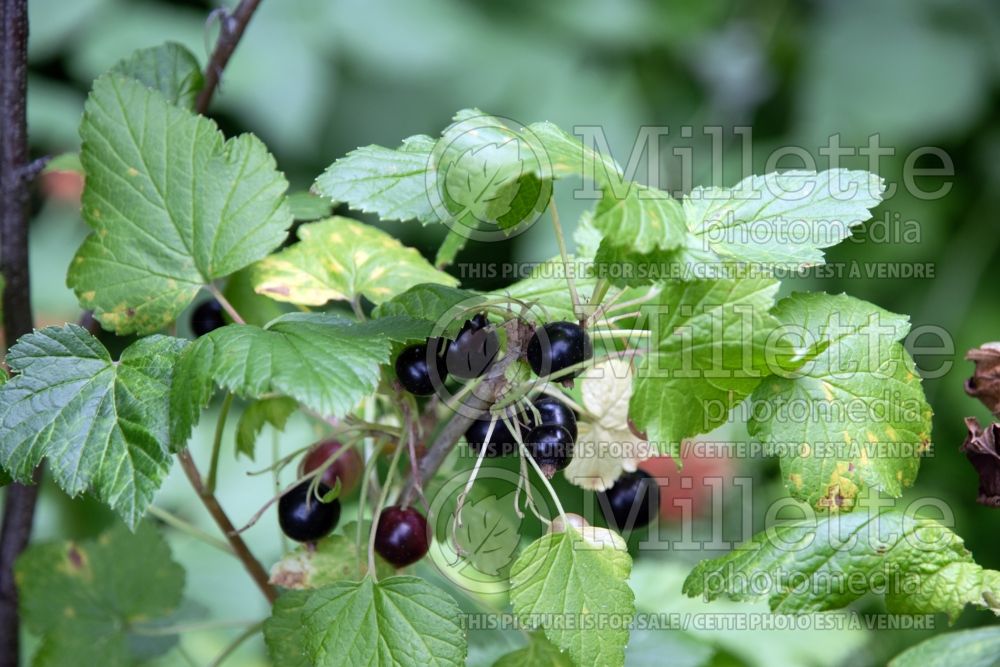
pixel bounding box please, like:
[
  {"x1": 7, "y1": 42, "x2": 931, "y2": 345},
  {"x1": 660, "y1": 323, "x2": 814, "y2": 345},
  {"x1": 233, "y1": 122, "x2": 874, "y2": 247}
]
[
  {"x1": 682, "y1": 169, "x2": 884, "y2": 267},
  {"x1": 593, "y1": 184, "x2": 686, "y2": 254},
  {"x1": 235, "y1": 396, "x2": 297, "y2": 460},
  {"x1": 263, "y1": 589, "x2": 312, "y2": 667},
  {"x1": 287, "y1": 191, "x2": 334, "y2": 221},
  {"x1": 629, "y1": 278, "x2": 780, "y2": 458},
  {"x1": 372, "y1": 283, "x2": 484, "y2": 338},
  {"x1": 252, "y1": 216, "x2": 457, "y2": 306},
  {"x1": 492, "y1": 632, "x2": 574, "y2": 667},
  {"x1": 493, "y1": 256, "x2": 597, "y2": 321},
  {"x1": 509, "y1": 528, "x2": 635, "y2": 667},
  {"x1": 286, "y1": 576, "x2": 466, "y2": 666},
  {"x1": 109, "y1": 42, "x2": 203, "y2": 109},
  {"x1": 455, "y1": 493, "x2": 521, "y2": 577},
  {"x1": 682, "y1": 508, "x2": 1000, "y2": 622},
  {"x1": 0, "y1": 326, "x2": 186, "y2": 526},
  {"x1": 16, "y1": 522, "x2": 184, "y2": 666},
  {"x1": 68, "y1": 75, "x2": 292, "y2": 334},
  {"x1": 269, "y1": 533, "x2": 393, "y2": 590},
  {"x1": 749, "y1": 292, "x2": 932, "y2": 510},
  {"x1": 527, "y1": 120, "x2": 623, "y2": 183},
  {"x1": 888, "y1": 627, "x2": 1000, "y2": 667}
]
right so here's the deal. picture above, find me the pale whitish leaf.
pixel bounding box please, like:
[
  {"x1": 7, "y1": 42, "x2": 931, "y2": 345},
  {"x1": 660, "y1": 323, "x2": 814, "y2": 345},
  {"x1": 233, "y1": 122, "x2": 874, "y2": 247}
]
[
  {"x1": 372, "y1": 283, "x2": 484, "y2": 338},
  {"x1": 629, "y1": 278, "x2": 780, "y2": 459},
  {"x1": 509, "y1": 528, "x2": 634, "y2": 667},
  {"x1": 492, "y1": 633, "x2": 574, "y2": 667},
  {"x1": 889, "y1": 627, "x2": 1000, "y2": 667},
  {"x1": 68, "y1": 75, "x2": 292, "y2": 334},
  {"x1": 269, "y1": 533, "x2": 392, "y2": 590},
  {"x1": 748, "y1": 292, "x2": 932, "y2": 510},
  {"x1": 234, "y1": 396, "x2": 297, "y2": 460},
  {"x1": 16, "y1": 523, "x2": 184, "y2": 666},
  {"x1": 683, "y1": 169, "x2": 885, "y2": 267},
  {"x1": 252, "y1": 216, "x2": 457, "y2": 306},
  {"x1": 169, "y1": 314, "x2": 429, "y2": 444},
  {"x1": 292, "y1": 576, "x2": 467, "y2": 666},
  {"x1": 682, "y1": 508, "x2": 1000, "y2": 622},
  {"x1": 0, "y1": 326, "x2": 185, "y2": 527},
  {"x1": 567, "y1": 359, "x2": 654, "y2": 491},
  {"x1": 110, "y1": 42, "x2": 203, "y2": 109}
]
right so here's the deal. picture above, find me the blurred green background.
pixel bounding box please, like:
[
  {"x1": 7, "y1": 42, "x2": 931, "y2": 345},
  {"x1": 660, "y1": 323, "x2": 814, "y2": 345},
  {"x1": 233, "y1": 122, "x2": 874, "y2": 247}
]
[{"x1": 15, "y1": 0, "x2": 1000, "y2": 665}]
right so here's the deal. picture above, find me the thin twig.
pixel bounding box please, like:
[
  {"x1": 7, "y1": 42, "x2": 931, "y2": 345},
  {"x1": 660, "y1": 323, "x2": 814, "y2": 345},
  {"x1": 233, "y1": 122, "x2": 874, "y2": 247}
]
[
  {"x1": 177, "y1": 450, "x2": 277, "y2": 603},
  {"x1": 206, "y1": 283, "x2": 246, "y2": 325},
  {"x1": 147, "y1": 505, "x2": 235, "y2": 556},
  {"x1": 548, "y1": 198, "x2": 582, "y2": 319},
  {"x1": 207, "y1": 620, "x2": 266, "y2": 667},
  {"x1": 206, "y1": 393, "x2": 234, "y2": 494},
  {"x1": 195, "y1": 0, "x2": 264, "y2": 114}
]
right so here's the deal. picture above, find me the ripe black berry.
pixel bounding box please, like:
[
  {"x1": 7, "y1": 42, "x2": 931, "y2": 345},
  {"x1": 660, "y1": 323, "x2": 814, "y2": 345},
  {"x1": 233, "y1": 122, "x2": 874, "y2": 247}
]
[
  {"x1": 395, "y1": 339, "x2": 448, "y2": 396},
  {"x1": 526, "y1": 424, "x2": 574, "y2": 476},
  {"x1": 300, "y1": 440, "x2": 364, "y2": 496},
  {"x1": 465, "y1": 415, "x2": 518, "y2": 457},
  {"x1": 446, "y1": 313, "x2": 499, "y2": 379},
  {"x1": 190, "y1": 299, "x2": 225, "y2": 337},
  {"x1": 374, "y1": 505, "x2": 429, "y2": 567},
  {"x1": 599, "y1": 470, "x2": 658, "y2": 532},
  {"x1": 278, "y1": 481, "x2": 341, "y2": 542},
  {"x1": 526, "y1": 321, "x2": 593, "y2": 379},
  {"x1": 525, "y1": 396, "x2": 577, "y2": 440}
]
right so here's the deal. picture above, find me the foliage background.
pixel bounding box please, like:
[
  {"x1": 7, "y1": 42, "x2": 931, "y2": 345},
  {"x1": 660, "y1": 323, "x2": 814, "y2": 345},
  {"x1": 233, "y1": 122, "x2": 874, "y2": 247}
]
[{"x1": 13, "y1": 0, "x2": 1000, "y2": 664}]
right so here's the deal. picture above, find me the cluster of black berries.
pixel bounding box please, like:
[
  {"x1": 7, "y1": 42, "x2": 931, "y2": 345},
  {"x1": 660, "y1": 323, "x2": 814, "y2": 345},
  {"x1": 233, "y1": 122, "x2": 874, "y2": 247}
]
[{"x1": 394, "y1": 313, "x2": 500, "y2": 395}]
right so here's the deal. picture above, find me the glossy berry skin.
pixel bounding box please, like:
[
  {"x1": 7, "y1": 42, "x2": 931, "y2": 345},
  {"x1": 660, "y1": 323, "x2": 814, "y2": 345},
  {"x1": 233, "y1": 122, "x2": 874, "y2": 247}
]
[
  {"x1": 526, "y1": 424, "x2": 574, "y2": 473},
  {"x1": 395, "y1": 339, "x2": 448, "y2": 396},
  {"x1": 374, "y1": 505, "x2": 429, "y2": 567},
  {"x1": 526, "y1": 321, "x2": 593, "y2": 379},
  {"x1": 465, "y1": 416, "x2": 518, "y2": 457},
  {"x1": 446, "y1": 313, "x2": 499, "y2": 379},
  {"x1": 599, "y1": 470, "x2": 658, "y2": 531},
  {"x1": 300, "y1": 440, "x2": 364, "y2": 496},
  {"x1": 525, "y1": 396, "x2": 577, "y2": 440},
  {"x1": 190, "y1": 300, "x2": 225, "y2": 337},
  {"x1": 278, "y1": 481, "x2": 341, "y2": 542}
]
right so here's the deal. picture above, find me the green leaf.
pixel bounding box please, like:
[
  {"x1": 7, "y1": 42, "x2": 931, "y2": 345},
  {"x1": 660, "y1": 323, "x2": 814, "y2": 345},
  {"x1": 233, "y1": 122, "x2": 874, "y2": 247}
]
[
  {"x1": 455, "y1": 493, "x2": 520, "y2": 577},
  {"x1": 43, "y1": 151, "x2": 83, "y2": 174},
  {"x1": 528, "y1": 120, "x2": 623, "y2": 183},
  {"x1": 287, "y1": 191, "x2": 334, "y2": 221},
  {"x1": 509, "y1": 528, "x2": 635, "y2": 667},
  {"x1": 263, "y1": 589, "x2": 312, "y2": 667},
  {"x1": 435, "y1": 226, "x2": 469, "y2": 268},
  {"x1": 493, "y1": 257, "x2": 597, "y2": 321},
  {"x1": 592, "y1": 184, "x2": 686, "y2": 254},
  {"x1": 16, "y1": 522, "x2": 184, "y2": 666},
  {"x1": 492, "y1": 632, "x2": 574, "y2": 667},
  {"x1": 109, "y1": 42, "x2": 203, "y2": 109},
  {"x1": 682, "y1": 169, "x2": 884, "y2": 267},
  {"x1": 170, "y1": 314, "x2": 427, "y2": 443},
  {"x1": 629, "y1": 278, "x2": 780, "y2": 458},
  {"x1": 0, "y1": 326, "x2": 186, "y2": 527},
  {"x1": 682, "y1": 508, "x2": 1000, "y2": 622},
  {"x1": 235, "y1": 396, "x2": 297, "y2": 460},
  {"x1": 69, "y1": 74, "x2": 292, "y2": 334},
  {"x1": 221, "y1": 266, "x2": 284, "y2": 328},
  {"x1": 748, "y1": 292, "x2": 932, "y2": 510},
  {"x1": 372, "y1": 283, "x2": 484, "y2": 337},
  {"x1": 889, "y1": 627, "x2": 1000, "y2": 667},
  {"x1": 272, "y1": 576, "x2": 466, "y2": 666},
  {"x1": 269, "y1": 533, "x2": 393, "y2": 590},
  {"x1": 252, "y1": 216, "x2": 457, "y2": 306}
]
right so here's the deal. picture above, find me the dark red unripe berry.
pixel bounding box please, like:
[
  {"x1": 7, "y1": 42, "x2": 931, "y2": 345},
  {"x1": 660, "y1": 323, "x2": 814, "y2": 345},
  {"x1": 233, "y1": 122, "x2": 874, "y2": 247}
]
[
  {"x1": 446, "y1": 313, "x2": 499, "y2": 379},
  {"x1": 465, "y1": 416, "x2": 518, "y2": 457},
  {"x1": 374, "y1": 505, "x2": 429, "y2": 567},
  {"x1": 524, "y1": 396, "x2": 577, "y2": 440},
  {"x1": 395, "y1": 339, "x2": 448, "y2": 396},
  {"x1": 190, "y1": 299, "x2": 225, "y2": 337},
  {"x1": 526, "y1": 321, "x2": 593, "y2": 379},
  {"x1": 278, "y1": 481, "x2": 341, "y2": 543},
  {"x1": 599, "y1": 470, "x2": 658, "y2": 532},
  {"x1": 526, "y1": 424, "x2": 574, "y2": 475},
  {"x1": 300, "y1": 440, "x2": 364, "y2": 496}
]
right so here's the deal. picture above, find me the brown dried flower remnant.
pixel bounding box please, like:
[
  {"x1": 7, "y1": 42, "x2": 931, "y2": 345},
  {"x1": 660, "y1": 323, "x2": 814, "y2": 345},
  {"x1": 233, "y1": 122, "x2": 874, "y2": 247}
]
[
  {"x1": 960, "y1": 417, "x2": 1000, "y2": 508},
  {"x1": 965, "y1": 342, "x2": 1000, "y2": 416}
]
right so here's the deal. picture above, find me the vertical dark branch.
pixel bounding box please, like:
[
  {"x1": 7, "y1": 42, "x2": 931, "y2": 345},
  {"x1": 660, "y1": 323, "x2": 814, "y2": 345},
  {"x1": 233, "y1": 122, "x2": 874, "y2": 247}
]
[
  {"x1": 0, "y1": 0, "x2": 39, "y2": 665},
  {"x1": 195, "y1": 0, "x2": 263, "y2": 114}
]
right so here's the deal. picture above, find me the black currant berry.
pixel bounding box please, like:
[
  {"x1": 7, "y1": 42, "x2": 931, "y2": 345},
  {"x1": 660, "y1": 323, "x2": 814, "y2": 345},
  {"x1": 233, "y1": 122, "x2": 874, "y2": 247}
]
[
  {"x1": 446, "y1": 313, "x2": 499, "y2": 379},
  {"x1": 190, "y1": 299, "x2": 225, "y2": 337},
  {"x1": 599, "y1": 470, "x2": 658, "y2": 532},
  {"x1": 526, "y1": 424, "x2": 574, "y2": 476},
  {"x1": 526, "y1": 321, "x2": 593, "y2": 379},
  {"x1": 525, "y1": 396, "x2": 577, "y2": 440},
  {"x1": 374, "y1": 505, "x2": 429, "y2": 567},
  {"x1": 465, "y1": 416, "x2": 518, "y2": 457},
  {"x1": 278, "y1": 481, "x2": 341, "y2": 542},
  {"x1": 395, "y1": 339, "x2": 448, "y2": 396}
]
